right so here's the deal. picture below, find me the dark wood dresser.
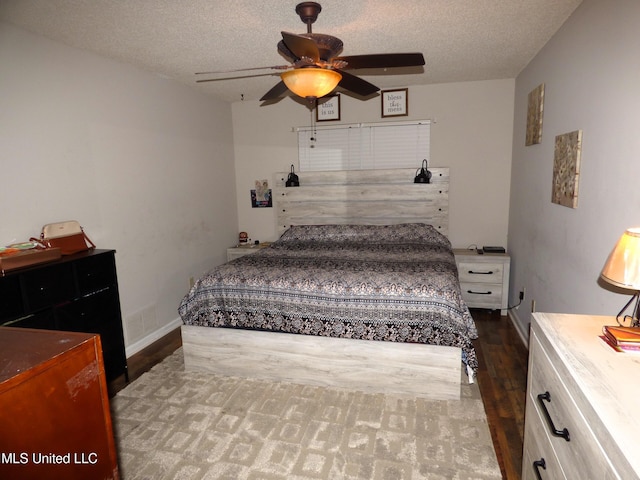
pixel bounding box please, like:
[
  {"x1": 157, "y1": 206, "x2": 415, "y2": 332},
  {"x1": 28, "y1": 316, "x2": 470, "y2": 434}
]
[
  {"x1": 0, "y1": 327, "x2": 120, "y2": 479},
  {"x1": 0, "y1": 249, "x2": 127, "y2": 382}
]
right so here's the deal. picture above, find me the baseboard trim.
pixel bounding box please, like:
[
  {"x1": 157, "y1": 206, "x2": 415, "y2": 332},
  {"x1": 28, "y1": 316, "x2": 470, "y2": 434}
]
[
  {"x1": 508, "y1": 309, "x2": 530, "y2": 349},
  {"x1": 125, "y1": 318, "x2": 183, "y2": 358}
]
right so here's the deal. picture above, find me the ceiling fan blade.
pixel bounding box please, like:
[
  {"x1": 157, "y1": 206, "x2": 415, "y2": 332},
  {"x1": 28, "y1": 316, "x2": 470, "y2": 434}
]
[
  {"x1": 196, "y1": 72, "x2": 280, "y2": 84},
  {"x1": 260, "y1": 80, "x2": 290, "y2": 101},
  {"x1": 281, "y1": 31, "x2": 320, "y2": 62},
  {"x1": 196, "y1": 65, "x2": 290, "y2": 75},
  {"x1": 335, "y1": 69, "x2": 379, "y2": 97},
  {"x1": 334, "y1": 53, "x2": 425, "y2": 70}
]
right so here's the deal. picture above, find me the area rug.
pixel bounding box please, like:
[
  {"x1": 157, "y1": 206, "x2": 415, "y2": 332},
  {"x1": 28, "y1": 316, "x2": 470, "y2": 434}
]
[{"x1": 111, "y1": 348, "x2": 501, "y2": 480}]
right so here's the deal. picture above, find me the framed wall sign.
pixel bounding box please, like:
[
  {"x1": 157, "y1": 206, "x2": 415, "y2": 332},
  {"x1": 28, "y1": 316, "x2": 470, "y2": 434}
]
[
  {"x1": 381, "y1": 88, "x2": 408, "y2": 117},
  {"x1": 316, "y1": 94, "x2": 341, "y2": 121}
]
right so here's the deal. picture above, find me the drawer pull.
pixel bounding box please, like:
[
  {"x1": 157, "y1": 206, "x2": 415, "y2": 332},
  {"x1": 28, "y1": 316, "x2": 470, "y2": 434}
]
[
  {"x1": 467, "y1": 290, "x2": 492, "y2": 295},
  {"x1": 467, "y1": 270, "x2": 494, "y2": 275},
  {"x1": 533, "y1": 458, "x2": 546, "y2": 480},
  {"x1": 537, "y1": 391, "x2": 570, "y2": 441}
]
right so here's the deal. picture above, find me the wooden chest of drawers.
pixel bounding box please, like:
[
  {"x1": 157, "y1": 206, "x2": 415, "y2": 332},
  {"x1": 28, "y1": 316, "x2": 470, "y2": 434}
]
[
  {"x1": 522, "y1": 313, "x2": 640, "y2": 479},
  {"x1": 453, "y1": 249, "x2": 510, "y2": 314},
  {"x1": 0, "y1": 327, "x2": 119, "y2": 479}
]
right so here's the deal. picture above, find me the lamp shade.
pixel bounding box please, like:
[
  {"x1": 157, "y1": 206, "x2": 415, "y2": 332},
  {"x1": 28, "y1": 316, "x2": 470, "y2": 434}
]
[
  {"x1": 600, "y1": 227, "x2": 640, "y2": 289},
  {"x1": 281, "y1": 68, "x2": 341, "y2": 99}
]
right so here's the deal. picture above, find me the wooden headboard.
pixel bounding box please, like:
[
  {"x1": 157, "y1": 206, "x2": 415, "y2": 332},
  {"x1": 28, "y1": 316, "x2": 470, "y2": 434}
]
[{"x1": 273, "y1": 167, "x2": 449, "y2": 236}]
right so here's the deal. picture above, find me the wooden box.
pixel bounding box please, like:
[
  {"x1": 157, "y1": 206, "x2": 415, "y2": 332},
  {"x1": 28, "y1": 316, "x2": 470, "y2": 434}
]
[{"x1": 0, "y1": 248, "x2": 61, "y2": 275}]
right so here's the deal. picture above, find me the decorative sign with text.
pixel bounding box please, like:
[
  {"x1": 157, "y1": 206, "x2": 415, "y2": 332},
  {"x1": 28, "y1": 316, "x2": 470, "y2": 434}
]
[
  {"x1": 381, "y1": 89, "x2": 408, "y2": 117},
  {"x1": 316, "y1": 95, "x2": 341, "y2": 121}
]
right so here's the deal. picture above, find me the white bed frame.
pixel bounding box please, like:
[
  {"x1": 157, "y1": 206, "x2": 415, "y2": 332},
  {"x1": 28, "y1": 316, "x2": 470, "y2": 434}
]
[{"x1": 182, "y1": 167, "x2": 464, "y2": 400}]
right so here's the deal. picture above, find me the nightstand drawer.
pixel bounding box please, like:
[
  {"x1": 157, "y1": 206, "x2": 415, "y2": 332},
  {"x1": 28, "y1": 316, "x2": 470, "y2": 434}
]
[
  {"x1": 460, "y1": 282, "x2": 503, "y2": 308},
  {"x1": 457, "y1": 262, "x2": 504, "y2": 284},
  {"x1": 227, "y1": 244, "x2": 271, "y2": 262}
]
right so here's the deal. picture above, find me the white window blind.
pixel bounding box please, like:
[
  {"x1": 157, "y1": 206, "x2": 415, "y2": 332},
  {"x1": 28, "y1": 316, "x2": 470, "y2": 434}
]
[{"x1": 297, "y1": 120, "x2": 431, "y2": 171}]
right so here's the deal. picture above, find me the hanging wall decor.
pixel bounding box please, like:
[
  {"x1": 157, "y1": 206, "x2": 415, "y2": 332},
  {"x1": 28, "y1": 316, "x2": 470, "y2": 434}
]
[
  {"x1": 381, "y1": 88, "x2": 408, "y2": 117},
  {"x1": 525, "y1": 83, "x2": 545, "y2": 146},
  {"x1": 552, "y1": 130, "x2": 582, "y2": 209},
  {"x1": 316, "y1": 94, "x2": 340, "y2": 121},
  {"x1": 251, "y1": 179, "x2": 272, "y2": 208}
]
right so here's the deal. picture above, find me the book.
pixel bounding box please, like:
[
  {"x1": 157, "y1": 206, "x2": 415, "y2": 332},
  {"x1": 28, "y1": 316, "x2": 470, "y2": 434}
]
[
  {"x1": 599, "y1": 334, "x2": 640, "y2": 354},
  {"x1": 602, "y1": 325, "x2": 640, "y2": 348}
]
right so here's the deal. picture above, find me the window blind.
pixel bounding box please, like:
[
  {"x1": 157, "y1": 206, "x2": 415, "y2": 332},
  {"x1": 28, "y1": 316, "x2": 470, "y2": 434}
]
[{"x1": 297, "y1": 120, "x2": 431, "y2": 171}]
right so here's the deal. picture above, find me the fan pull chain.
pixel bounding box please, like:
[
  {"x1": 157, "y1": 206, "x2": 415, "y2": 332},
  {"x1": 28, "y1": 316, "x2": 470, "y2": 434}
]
[{"x1": 310, "y1": 107, "x2": 317, "y2": 148}]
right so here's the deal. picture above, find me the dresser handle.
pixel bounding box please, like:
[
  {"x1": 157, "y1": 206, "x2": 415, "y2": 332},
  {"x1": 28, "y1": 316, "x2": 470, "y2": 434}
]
[
  {"x1": 533, "y1": 458, "x2": 546, "y2": 480},
  {"x1": 468, "y1": 270, "x2": 494, "y2": 275},
  {"x1": 537, "y1": 391, "x2": 570, "y2": 441},
  {"x1": 467, "y1": 290, "x2": 492, "y2": 295}
]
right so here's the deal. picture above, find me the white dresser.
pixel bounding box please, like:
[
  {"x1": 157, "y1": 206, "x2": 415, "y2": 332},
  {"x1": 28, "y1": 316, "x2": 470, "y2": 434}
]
[
  {"x1": 453, "y1": 249, "x2": 510, "y2": 315},
  {"x1": 522, "y1": 312, "x2": 640, "y2": 479}
]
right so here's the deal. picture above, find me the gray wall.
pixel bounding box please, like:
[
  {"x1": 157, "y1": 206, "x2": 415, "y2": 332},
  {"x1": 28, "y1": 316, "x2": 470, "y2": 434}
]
[{"x1": 508, "y1": 0, "x2": 640, "y2": 339}]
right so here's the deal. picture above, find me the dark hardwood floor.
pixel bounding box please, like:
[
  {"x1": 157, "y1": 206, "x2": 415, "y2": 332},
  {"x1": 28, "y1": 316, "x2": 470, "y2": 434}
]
[
  {"x1": 473, "y1": 309, "x2": 529, "y2": 480},
  {"x1": 108, "y1": 310, "x2": 529, "y2": 480},
  {"x1": 107, "y1": 327, "x2": 182, "y2": 397}
]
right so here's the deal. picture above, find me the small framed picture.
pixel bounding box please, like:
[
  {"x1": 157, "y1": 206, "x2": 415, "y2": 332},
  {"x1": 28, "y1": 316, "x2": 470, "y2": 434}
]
[
  {"x1": 381, "y1": 88, "x2": 408, "y2": 117},
  {"x1": 316, "y1": 94, "x2": 341, "y2": 121}
]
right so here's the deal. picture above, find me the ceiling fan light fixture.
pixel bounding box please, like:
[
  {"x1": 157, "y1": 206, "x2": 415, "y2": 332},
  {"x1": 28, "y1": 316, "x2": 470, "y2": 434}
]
[{"x1": 281, "y1": 68, "x2": 341, "y2": 99}]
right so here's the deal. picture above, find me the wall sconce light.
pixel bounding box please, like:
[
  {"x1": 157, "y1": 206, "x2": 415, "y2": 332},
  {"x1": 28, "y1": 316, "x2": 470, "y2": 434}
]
[{"x1": 285, "y1": 165, "x2": 300, "y2": 187}]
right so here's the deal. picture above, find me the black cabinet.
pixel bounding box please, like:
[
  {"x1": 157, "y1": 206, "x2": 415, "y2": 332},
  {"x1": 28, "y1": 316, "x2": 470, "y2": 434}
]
[{"x1": 0, "y1": 249, "x2": 128, "y2": 382}]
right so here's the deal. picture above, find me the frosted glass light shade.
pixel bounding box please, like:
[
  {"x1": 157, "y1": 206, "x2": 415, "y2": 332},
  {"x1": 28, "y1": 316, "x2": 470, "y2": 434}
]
[
  {"x1": 601, "y1": 227, "x2": 640, "y2": 289},
  {"x1": 281, "y1": 69, "x2": 341, "y2": 99}
]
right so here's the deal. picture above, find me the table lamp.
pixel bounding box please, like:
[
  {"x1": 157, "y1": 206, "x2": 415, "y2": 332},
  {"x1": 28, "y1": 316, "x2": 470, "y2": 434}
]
[{"x1": 600, "y1": 227, "x2": 640, "y2": 326}]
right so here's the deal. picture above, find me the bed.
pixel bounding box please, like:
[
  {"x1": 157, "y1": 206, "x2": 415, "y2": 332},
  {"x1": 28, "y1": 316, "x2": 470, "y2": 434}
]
[{"x1": 179, "y1": 168, "x2": 477, "y2": 400}]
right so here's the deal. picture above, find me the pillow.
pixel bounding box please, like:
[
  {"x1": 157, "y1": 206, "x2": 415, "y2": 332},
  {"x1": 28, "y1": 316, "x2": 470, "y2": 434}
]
[{"x1": 274, "y1": 223, "x2": 450, "y2": 247}]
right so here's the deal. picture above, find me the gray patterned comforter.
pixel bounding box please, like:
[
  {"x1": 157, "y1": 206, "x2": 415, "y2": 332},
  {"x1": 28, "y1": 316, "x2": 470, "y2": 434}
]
[{"x1": 178, "y1": 224, "x2": 478, "y2": 372}]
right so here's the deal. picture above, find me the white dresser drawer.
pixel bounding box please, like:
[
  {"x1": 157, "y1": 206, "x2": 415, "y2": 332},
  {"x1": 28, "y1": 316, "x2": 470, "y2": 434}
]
[
  {"x1": 457, "y1": 262, "x2": 505, "y2": 284},
  {"x1": 528, "y1": 330, "x2": 621, "y2": 480},
  {"x1": 522, "y1": 397, "x2": 566, "y2": 480}
]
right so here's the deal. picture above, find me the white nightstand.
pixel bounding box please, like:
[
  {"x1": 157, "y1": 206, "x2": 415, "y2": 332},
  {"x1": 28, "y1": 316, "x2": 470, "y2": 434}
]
[
  {"x1": 226, "y1": 243, "x2": 271, "y2": 262},
  {"x1": 453, "y1": 248, "x2": 511, "y2": 315}
]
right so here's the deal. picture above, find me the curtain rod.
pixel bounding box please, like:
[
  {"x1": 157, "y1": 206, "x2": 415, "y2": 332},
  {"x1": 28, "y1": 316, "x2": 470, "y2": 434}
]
[{"x1": 293, "y1": 119, "x2": 435, "y2": 132}]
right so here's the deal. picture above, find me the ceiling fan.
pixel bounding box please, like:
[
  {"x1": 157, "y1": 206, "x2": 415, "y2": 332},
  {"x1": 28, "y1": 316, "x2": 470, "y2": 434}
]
[{"x1": 196, "y1": 2, "x2": 425, "y2": 104}]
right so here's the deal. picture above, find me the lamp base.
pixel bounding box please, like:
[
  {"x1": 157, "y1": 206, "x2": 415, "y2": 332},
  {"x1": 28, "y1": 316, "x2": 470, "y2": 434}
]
[{"x1": 616, "y1": 292, "x2": 640, "y2": 327}]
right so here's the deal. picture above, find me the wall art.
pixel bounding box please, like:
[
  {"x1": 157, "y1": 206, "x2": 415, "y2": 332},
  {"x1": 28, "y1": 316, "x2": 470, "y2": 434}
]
[
  {"x1": 381, "y1": 88, "x2": 408, "y2": 117},
  {"x1": 316, "y1": 94, "x2": 340, "y2": 121},
  {"x1": 552, "y1": 130, "x2": 582, "y2": 209},
  {"x1": 251, "y1": 179, "x2": 272, "y2": 208},
  {"x1": 526, "y1": 83, "x2": 545, "y2": 146}
]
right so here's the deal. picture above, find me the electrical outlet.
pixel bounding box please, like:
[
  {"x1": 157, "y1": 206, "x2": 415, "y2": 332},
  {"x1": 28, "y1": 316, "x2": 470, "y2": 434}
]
[{"x1": 519, "y1": 288, "x2": 525, "y2": 301}]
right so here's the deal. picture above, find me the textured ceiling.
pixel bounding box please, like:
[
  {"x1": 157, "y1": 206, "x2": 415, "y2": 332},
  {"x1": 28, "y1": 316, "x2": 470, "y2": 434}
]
[{"x1": 0, "y1": 0, "x2": 583, "y2": 103}]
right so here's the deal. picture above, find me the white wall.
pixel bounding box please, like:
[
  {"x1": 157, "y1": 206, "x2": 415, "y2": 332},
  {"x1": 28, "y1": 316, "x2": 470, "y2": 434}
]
[
  {"x1": 508, "y1": 0, "x2": 640, "y2": 339},
  {"x1": 0, "y1": 23, "x2": 238, "y2": 354},
  {"x1": 232, "y1": 79, "x2": 515, "y2": 249}
]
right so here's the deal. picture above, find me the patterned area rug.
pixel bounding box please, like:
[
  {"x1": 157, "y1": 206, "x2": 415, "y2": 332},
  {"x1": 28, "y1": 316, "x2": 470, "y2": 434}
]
[{"x1": 111, "y1": 348, "x2": 501, "y2": 480}]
